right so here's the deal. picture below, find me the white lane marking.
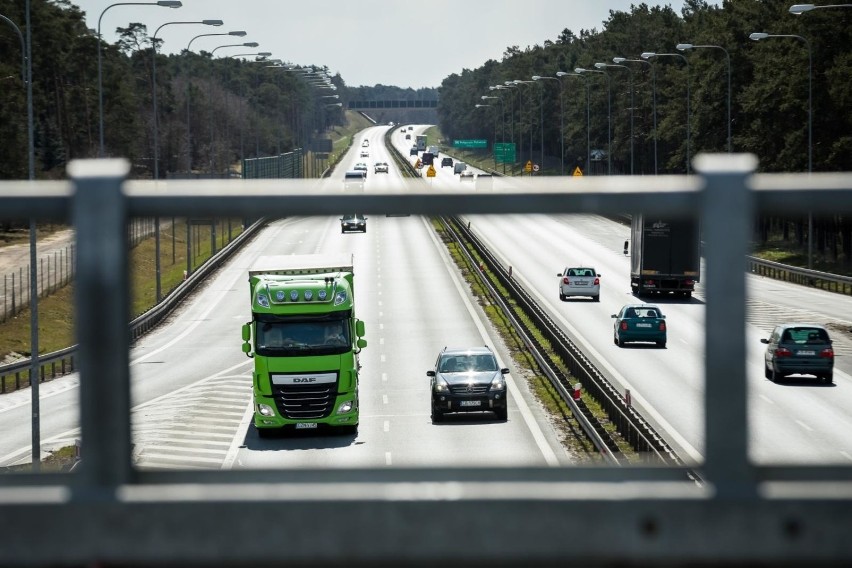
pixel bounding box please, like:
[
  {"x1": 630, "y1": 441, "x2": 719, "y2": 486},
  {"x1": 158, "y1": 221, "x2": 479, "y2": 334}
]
[
  {"x1": 384, "y1": 420, "x2": 390, "y2": 432},
  {"x1": 759, "y1": 394, "x2": 775, "y2": 405},
  {"x1": 380, "y1": 323, "x2": 385, "y2": 330},
  {"x1": 795, "y1": 419, "x2": 814, "y2": 433},
  {"x1": 423, "y1": 217, "x2": 561, "y2": 467},
  {"x1": 380, "y1": 337, "x2": 385, "y2": 345},
  {"x1": 382, "y1": 394, "x2": 389, "y2": 405},
  {"x1": 385, "y1": 452, "x2": 392, "y2": 466},
  {"x1": 381, "y1": 354, "x2": 386, "y2": 363},
  {"x1": 382, "y1": 373, "x2": 388, "y2": 383}
]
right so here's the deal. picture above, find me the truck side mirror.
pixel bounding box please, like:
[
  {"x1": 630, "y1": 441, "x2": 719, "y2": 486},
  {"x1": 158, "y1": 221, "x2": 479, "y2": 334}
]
[
  {"x1": 241, "y1": 323, "x2": 253, "y2": 358},
  {"x1": 241, "y1": 323, "x2": 251, "y2": 342},
  {"x1": 357, "y1": 338, "x2": 367, "y2": 349},
  {"x1": 355, "y1": 319, "x2": 366, "y2": 337}
]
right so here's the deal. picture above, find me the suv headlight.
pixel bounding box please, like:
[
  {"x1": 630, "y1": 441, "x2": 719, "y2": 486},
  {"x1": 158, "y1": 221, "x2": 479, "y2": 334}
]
[
  {"x1": 490, "y1": 375, "x2": 505, "y2": 391},
  {"x1": 433, "y1": 378, "x2": 450, "y2": 393}
]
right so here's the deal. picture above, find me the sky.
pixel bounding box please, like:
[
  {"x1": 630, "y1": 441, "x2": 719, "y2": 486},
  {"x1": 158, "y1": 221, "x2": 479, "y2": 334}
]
[{"x1": 70, "y1": 0, "x2": 710, "y2": 89}]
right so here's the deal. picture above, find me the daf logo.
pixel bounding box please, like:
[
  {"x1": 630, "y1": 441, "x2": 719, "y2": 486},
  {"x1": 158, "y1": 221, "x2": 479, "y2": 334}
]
[{"x1": 293, "y1": 377, "x2": 316, "y2": 383}]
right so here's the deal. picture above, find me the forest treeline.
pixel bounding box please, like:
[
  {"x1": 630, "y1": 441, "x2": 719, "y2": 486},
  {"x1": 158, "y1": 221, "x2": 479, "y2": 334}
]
[{"x1": 436, "y1": 0, "x2": 851, "y2": 265}]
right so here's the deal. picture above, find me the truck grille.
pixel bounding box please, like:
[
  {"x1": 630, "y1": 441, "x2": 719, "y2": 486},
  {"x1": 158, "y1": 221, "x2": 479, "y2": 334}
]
[
  {"x1": 273, "y1": 384, "x2": 336, "y2": 419},
  {"x1": 449, "y1": 384, "x2": 489, "y2": 395}
]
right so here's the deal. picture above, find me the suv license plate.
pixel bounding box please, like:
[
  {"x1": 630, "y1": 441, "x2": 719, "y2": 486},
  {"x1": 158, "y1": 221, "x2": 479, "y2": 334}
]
[
  {"x1": 460, "y1": 400, "x2": 482, "y2": 407},
  {"x1": 295, "y1": 423, "x2": 318, "y2": 429}
]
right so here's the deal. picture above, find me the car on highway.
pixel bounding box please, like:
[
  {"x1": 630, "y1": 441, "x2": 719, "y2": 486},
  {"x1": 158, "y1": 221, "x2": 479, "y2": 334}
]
[
  {"x1": 441, "y1": 157, "x2": 453, "y2": 168},
  {"x1": 360, "y1": 150, "x2": 369, "y2": 158},
  {"x1": 353, "y1": 162, "x2": 368, "y2": 176},
  {"x1": 340, "y1": 214, "x2": 367, "y2": 233},
  {"x1": 761, "y1": 324, "x2": 834, "y2": 384},
  {"x1": 453, "y1": 162, "x2": 467, "y2": 174},
  {"x1": 558, "y1": 267, "x2": 600, "y2": 301},
  {"x1": 409, "y1": 146, "x2": 418, "y2": 156},
  {"x1": 343, "y1": 170, "x2": 366, "y2": 190},
  {"x1": 459, "y1": 170, "x2": 474, "y2": 181},
  {"x1": 361, "y1": 140, "x2": 369, "y2": 147},
  {"x1": 475, "y1": 173, "x2": 493, "y2": 190},
  {"x1": 405, "y1": 134, "x2": 411, "y2": 140},
  {"x1": 427, "y1": 346, "x2": 509, "y2": 422},
  {"x1": 374, "y1": 162, "x2": 389, "y2": 173},
  {"x1": 612, "y1": 304, "x2": 666, "y2": 348}
]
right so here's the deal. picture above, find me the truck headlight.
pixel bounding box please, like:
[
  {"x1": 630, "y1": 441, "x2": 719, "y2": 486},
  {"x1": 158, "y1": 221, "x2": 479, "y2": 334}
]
[
  {"x1": 256, "y1": 294, "x2": 269, "y2": 308},
  {"x1": 257, "y1": 404, "x2": 275, "y2": 417},
  {"x1": 337, "y1": 401, "x2": 354, "y2": 414}
]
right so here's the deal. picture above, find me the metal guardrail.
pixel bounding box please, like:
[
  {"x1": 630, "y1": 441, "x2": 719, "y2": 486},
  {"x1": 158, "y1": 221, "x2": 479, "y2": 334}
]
[
  {"x1": 0, "y1": 219, "x2": 266, "y2": 392},
  {"x1": 747, "y1": 255, "x2": 852, "y2": 295},
  {"x1": 1, "y1": 156, "x2": 852, "y2": 566}
]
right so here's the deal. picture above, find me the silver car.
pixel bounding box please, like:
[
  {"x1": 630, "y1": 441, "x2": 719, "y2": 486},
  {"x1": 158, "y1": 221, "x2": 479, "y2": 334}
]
[{"x1": 558, "y1": 267, "x2": 600, "y2": 301}]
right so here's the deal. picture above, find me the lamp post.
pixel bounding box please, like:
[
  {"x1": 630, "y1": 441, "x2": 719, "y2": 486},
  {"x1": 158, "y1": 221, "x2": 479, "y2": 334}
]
[
  {"x1": 789, "y1": 3, "x2": 852, "y2": 13},
  {"x1": 482, "y1": 94, "x2": 506, "y2": 174},
  {"x1": 614, "y1": 56, "x2": 656, "y2": 175},
  {"x1": 557, "y1": 71, "x2": 590, "y2": 175},
  {"x1": 2, "y1": 5, "x2": 38, "y2": 468},
  {"x1": 475, "y1": 104, "x2": 498, "y2": 170},
  {"x1": 642, "y1": 51, "x2": 690, "y2": 174},
  {"x1": 750, "y1": 31, "x2": 814, "y2": 268},
  {"x1": 532, "y1": 75, "x2": 561, "y2": 174},
  {"x1": 499, "y1": 83, "x2": 520, "y2": 174},
  {"x1": 576, "y1": 67, "x2": 611, "y2": 175},
  {"x1": 596, "y1": 62, "x2": 633, "y2": 174},
  {"x1": 514, "y1": 79, "x2": 536, "y2": 172},
  {"x1": 151, "y1": 19, "x2": 222, "y2": 303},
  {"x1": 184, "y1": 30, "x2": 246, "y2": 172},
  {"x1": 677, "y1": 42, "x2": 731, "y2": 153},
  {"x1": 97, "y1": 1, "x2": 181, "y2": 158}
]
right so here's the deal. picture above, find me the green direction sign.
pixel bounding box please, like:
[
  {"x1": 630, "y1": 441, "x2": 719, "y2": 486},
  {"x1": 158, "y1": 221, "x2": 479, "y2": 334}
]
[
  {"x1": 493, "y1": 142, "x2": 516, "y2": 164},
  {"x1": 453, "y1": 139, "x2": 487, "y2": 149}
]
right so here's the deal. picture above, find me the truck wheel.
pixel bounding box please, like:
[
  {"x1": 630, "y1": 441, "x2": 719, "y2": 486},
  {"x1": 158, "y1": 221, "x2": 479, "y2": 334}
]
[
  {"x1": 257, "y1": 427, "x2": 274, "y2": 439},
  {"x1": 339, "y1": 424, "x2": 358, "y2": 436}
]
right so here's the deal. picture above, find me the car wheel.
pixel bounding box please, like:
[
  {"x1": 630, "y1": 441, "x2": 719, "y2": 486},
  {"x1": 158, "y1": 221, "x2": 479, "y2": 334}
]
[
  {"x1": 770, "y1": 365, "x2": 782, "y2": 384},
  {"x1": 431, "y1": 407, "x2": 443, "y2": 423},
  {"x1": 823, "y1": 373, "x2": 834, "y2": 385},
  {"x1": 495, "y1": 408, "x2": 508, "y2": 421},
  {"x1": 764, "y1": 363, "x2": 772, "y2": 379},
  {"x1": 656, "y1": 340, "x2": 666, "y2": 348},
  {"x1": 615, "y1": 334, "x2": 624, "y2": 348},
  {"x1": 559, "y1": 293, "x2": 566, "y2": 301},
  {"x1": 593, "y1": 295, "x2": 600, "y2": 302}
]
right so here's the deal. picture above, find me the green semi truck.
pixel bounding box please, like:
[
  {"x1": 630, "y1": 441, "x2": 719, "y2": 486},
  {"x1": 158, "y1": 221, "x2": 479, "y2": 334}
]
[{"x1": 242, "y1": 254, "x2": 367, "y2": 436}]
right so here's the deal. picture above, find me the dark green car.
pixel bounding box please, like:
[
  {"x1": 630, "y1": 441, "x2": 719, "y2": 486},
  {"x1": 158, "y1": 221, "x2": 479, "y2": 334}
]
[
  {"x1": 612, "y1": 304, "x2": 667, "y2": 348},
  {"x1": 761, "y1": 324, "x2": 834, "y2": 384}
]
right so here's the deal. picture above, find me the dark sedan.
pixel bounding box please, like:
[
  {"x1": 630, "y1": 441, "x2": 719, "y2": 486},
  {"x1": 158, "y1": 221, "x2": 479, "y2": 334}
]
[{"x1": 612, "y1": 304, "x2": 667, "y2": 348}]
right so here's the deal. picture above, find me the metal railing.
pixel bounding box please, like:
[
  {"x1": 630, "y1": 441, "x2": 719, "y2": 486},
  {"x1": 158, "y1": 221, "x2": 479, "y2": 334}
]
[
  {"x1": 747, "y1": 255, "x2": 852, "y2": 295},
  {"x1": 0, "y1": 158, "x2": 851, "y2": 566}
]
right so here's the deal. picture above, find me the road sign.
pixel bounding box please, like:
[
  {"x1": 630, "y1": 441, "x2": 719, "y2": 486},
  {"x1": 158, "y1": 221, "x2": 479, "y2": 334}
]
[
  {"x1": 453, "y1": 139, "x2": 487, "y2": 149},
  {"x1": 414, "y1": 159, "x2": 421, "y2": 168},
  {"x1": 426, "y1": 165, "x2": 436, "y2": 178},
  {"x1": 494, "y1": 142, "x2": 516, "y2": 164},
  {"x1": 572, "y1": 166, "x2": 583, "y2": 177},
  {"x1": 524, "y1": 160, "x2": 533, "y2": 173},
  {"x1": 533, "y1": 164, "x2": 540, "y2": 172}
]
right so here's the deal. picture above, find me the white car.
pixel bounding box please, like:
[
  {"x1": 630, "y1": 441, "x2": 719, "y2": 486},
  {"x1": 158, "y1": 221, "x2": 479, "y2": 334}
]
[
  {"x1": 558, "y1": 266, "x2": 600, "y2": 301},
  {"x1": 360, "y1": 150, "x2": 369, "y2": 158},
  {"x1": 353, "y1": 162, "x2": 368, "y2": 177},
  {"x1": 374, "y1": 162, "x2": 389, "y2": 173},
  {"x1": 361, "y1": 140, "x2": 369, "y2": 147}
]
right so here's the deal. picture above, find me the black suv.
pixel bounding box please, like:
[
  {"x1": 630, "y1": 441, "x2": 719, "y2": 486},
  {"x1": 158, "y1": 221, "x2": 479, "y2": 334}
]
[
  {"x1": 340, "y1": 214, "x2": 366, "y2": 233},
  {"x1": 441, "y1": 157, "x2": 453, "y2": 168},
  {"x1": 427, "y1": 346, "x2": 509, "y2": 422}
]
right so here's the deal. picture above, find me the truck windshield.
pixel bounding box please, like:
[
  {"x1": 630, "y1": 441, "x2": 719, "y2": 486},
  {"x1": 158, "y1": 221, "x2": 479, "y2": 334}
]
[{"x1": 257, "y1": 320, "x2": 350, "y2": 356}]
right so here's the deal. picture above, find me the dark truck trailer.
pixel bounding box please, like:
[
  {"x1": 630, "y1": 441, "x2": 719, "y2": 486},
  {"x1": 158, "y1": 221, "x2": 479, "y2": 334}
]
[{"x1": 630, "y1": 214, "x2": 700, "y2": 297}]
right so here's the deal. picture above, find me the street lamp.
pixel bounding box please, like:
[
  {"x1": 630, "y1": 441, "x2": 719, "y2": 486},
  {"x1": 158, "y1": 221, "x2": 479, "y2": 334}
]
[
  {"x1": 475, "y1": 104, "x2": 498, "y2": 170},
  {"x1": 642, "y1": 51, "x2": 690, "y2": 174},
  {"x1": 514, "y1": 79, "x2": 536, "y2": 172},
  {"x1": 185, "y1": 30, "x2": 247, "y2": 171},
  {"x1": 750, "y1": 31, "x2": 815, "y2": 267},
  {"x1": 596, "y1": 62, "x2": 633, "y2": 174},
  {"x1": 557, "y1": 71, "x2": 590, "y2": 175},
  {"x1": 492, "y1": 85, "x2": 515, "y2": 168},
  {"x1": 532, "y1": 75, "x2": 561, "y2": 174},
  {"x1": 576, "y1": 67, "x2": 611, "y2": 175},
  {"x1": 97, "y1": 1, "x2": 181, "y2": 157},
  {"x1": 482, "y1": 95, "x2": 506, "y2": 174},
  {"x1": 151, "y1": 18, "x2": 222, "y2": 303},
  {"x1": 614, "y1": 56, "x2": 656, "y2": 175},
  {"x1": 789, "y1": 3, "x2": 852, "y2": 13},
  {"x1": 677, "y1": 42, "x2": 731, "y2": 153},
  {"x1": 499, "y1": 83, "x2": 521, "y2": 173}
]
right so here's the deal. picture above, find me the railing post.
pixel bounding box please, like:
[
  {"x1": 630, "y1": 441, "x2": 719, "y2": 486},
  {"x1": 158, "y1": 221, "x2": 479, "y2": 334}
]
[
  {"x1": 696, "y1": 154, "x2": 758, "y2": 497},
  {"x1": 69, "y1": 159, "x2": 133, "y2": 492}
]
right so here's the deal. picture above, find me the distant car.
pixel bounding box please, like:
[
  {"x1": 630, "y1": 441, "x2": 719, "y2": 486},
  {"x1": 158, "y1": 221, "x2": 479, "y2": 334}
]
[
  {"x1": 409, "y1": 146, "x2": 418, "y2": 156},
  {"x1": 343, "y1": 170, "x2": 366, "y2": 190},
  {"x1": 558, "y1": 267, "x2": 600, "y2": 301},
  {"x1": 405, "y1": 134, "x2": 411, "y2": 140},
  {"x1": 427, "y1": 346, "x2": 509, "y2": 422},
  {"x1": 475, "y1": 173, "x2": 493, "y2": 190},
  {"x1": 441, "y1": 157, "x2": 453, "y2": 168},
  {"x1": 353, "y1": 162, "x2": 368, "y2": 177},
  {"x1": 453, "y1": 162, "x2": 467, "y2": 174},
  {"x1": 408, "y1": 126, "x2": 413, "y2": 130},
  {"x1": 361, "y1": 140, "x2": 369, "y2": 147},
  {"x1": 761, "y1": 324, "x2": 834, "y2": 384},
  {"x1": 374, "y1": 162, "x2": 389, "y2": 173},
  {"x1": 360, "y1": 150, "x2": 369, "y2": 158},
  {"x1": 612, "y1": 304, "x2": 666, "y2": 348},
  {"x1": 340, "y1": 214, "x2": 366, "y2": 233},
  {"x1": 459, "y1": 170, "x2": 474, "y2": 181},
  {"x1": 421, "y1": 152, "x2": 435, "y2": 166}
]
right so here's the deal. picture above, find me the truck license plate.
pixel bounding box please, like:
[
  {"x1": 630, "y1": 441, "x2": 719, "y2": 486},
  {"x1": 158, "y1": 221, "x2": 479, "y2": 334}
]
[
  {"x1": 295, "y1": 423, "x2": 318, "y2": 429},
  {"x1": 460, "y1": 400, "x2": 482, "y2": 407}
]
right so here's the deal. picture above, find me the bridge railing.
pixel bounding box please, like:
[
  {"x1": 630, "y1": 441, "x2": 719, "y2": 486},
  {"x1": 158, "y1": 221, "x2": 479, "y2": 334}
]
[{"x1": 0, "y1": 157, "x2": 851, "y2": 566}]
